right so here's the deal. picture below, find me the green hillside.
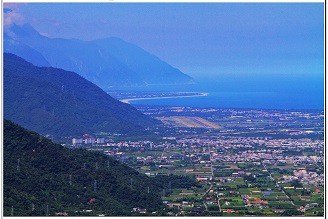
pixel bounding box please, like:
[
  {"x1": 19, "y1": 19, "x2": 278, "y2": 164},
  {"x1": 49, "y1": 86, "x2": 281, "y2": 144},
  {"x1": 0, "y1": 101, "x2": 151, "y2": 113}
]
[
  {"x1": 3, "y1": 120, "x2": 197, "y2": 216},
  {"x1": 4, "y1": 53, "x2": 160, "y2": 138}
]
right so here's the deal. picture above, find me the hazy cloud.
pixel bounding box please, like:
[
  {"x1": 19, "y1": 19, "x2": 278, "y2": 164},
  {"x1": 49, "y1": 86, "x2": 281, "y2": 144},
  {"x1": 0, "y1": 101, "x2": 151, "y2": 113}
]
[
  {"x1": 4, "y1": 8, "x2": 13, "y2": 13},
  {"x1": 4, "y1": 3, "x2": 25, "y2": 27}
]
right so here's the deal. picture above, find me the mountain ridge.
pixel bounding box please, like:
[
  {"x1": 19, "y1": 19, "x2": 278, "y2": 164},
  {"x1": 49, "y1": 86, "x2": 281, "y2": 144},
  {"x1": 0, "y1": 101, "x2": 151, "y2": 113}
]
[
  {"x1": 4, "y1": 23, "x2": 194, "y2": 88},
  {"x1": 4, "y1": 53, "x2": 160, "y2": 138}
]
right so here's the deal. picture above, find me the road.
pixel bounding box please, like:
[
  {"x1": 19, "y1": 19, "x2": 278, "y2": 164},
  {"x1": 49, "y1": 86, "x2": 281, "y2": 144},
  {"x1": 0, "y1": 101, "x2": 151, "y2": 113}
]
[{"x1": 262, "y1": 163, "x2": 295, "y2": 206}]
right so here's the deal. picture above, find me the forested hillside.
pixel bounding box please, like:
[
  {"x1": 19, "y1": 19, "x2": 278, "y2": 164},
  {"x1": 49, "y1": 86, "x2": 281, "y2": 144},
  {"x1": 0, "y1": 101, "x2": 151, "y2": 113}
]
[
  {"x1": 4, "y1": 53, "x2": 160, "y2": 138},
  {"x1": 3, "y1": 120, "x2": 198, "y2": 216}
]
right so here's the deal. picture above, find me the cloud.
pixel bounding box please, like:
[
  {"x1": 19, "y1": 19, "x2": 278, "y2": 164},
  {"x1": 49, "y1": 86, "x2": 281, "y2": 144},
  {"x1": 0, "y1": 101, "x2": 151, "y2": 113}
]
[
  {"x1": 3, "y1": 3, "x2": 25, "y2": 27},
  {"x1": 4, "y1": 8, "x2": 13, "y2": 13},
  {"x1": 4, "y1": 12, "x2": 25, "y2": 26},
  {"x1": 4, "y1": 3, "x2": 22, "y2": 11}
]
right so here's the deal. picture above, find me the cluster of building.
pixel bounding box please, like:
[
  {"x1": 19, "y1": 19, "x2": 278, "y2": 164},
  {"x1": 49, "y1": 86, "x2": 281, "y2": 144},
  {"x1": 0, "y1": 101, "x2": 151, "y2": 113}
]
[
  {"x1": 278, "y1": 169, "x2": 324, "y2": 187},
  {"x1": 72, "y1": 136, "x2": 106, "y2": 145}
]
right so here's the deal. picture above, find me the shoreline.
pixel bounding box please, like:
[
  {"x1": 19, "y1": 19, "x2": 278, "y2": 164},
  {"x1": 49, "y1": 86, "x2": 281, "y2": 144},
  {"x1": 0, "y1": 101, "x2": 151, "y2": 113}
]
[{"x1": 120, "y1": 92, "x2": 208, "y2": 104}]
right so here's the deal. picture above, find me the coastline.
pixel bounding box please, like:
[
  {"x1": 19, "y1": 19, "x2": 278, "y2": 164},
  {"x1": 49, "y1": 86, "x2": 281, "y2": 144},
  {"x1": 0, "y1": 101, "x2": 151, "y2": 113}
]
[{"x1": 120, "y1": 92, "x2": 208, "y2": 104}]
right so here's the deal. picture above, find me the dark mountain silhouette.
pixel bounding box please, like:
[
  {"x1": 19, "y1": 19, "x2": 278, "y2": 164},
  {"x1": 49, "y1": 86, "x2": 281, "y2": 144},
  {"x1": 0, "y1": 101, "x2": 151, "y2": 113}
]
[
  {"x1": 3, "y1": 119, "x2": 162, "y2": 216},
  {"x1": 4, "y1": 53, "x2": 159, "y2": 137},
  {"x1": 3, "y1": 120, "x2": 198, "y2": 216}
]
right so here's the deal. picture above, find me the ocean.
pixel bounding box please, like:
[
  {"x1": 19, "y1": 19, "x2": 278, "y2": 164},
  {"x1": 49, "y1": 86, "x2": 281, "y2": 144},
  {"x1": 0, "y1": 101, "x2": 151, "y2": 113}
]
[{"x1": 106, "y1": 76, "x2": 324, "y2": 110}]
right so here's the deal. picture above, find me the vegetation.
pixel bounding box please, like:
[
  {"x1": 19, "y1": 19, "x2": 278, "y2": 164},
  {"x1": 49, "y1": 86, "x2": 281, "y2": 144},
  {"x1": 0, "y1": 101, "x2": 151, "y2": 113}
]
[
  {"x1": 3, "y1": 120, "x2": 196, "y2": 216},
  {"x1": 4, "y1": 53, "x2": 160, "y2": 138}
]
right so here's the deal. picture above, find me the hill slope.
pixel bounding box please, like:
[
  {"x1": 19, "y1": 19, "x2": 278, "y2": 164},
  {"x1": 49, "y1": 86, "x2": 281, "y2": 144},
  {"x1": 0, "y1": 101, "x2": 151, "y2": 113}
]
[
  {"x1": 4, "y1": 23, "x2": 194, "y2": 88},
  {"x1": 4, "y1": 32, "x2": 50, "y2": 67},
  {"x1": 3, "y1": 120, "x2": 199, "y2": 216},
  {"x1": 4, "y1": 53, "x2": 159, "y2": 137},
  {"x1": 3, "y1": 119, "x2": 164, "y2": 216}
]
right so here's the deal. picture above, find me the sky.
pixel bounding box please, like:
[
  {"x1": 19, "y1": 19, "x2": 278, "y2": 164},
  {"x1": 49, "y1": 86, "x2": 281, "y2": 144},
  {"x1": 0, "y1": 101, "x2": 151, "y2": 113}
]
[{"x1": 4, "y1": 3, "x2": 324, "y2": 81}]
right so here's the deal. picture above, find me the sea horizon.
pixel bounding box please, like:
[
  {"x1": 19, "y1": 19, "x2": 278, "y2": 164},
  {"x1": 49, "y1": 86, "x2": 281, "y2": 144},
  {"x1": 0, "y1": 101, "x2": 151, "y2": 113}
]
[{"x1": 106, "y1": 77, "x2": 324, "y2": 110}]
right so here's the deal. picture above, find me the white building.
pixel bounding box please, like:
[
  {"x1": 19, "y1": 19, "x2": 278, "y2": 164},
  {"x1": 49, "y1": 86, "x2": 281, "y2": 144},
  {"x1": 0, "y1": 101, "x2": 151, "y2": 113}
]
[
  {"x1": 72, "y1": 138, "x2": 83, "y2": 145},
  {"x1": 96, "y1": 138, "x2": 105, "y2": 144}
]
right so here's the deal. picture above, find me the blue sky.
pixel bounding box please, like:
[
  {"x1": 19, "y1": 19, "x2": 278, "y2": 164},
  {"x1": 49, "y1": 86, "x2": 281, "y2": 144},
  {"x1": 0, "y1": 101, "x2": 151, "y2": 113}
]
[{"x1": 4, "y1": 3, "x2": 324, "y2": 80}]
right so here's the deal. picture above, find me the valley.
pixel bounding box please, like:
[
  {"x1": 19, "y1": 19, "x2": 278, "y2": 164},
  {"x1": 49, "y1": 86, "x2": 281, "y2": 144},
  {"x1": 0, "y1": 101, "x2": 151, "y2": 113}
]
[
  {"x1": 3, "y1": 3, "x2": 324, "y2": 217},
  {"x1": 66, "y1": 106, "x2": 324, "y2": 216}
]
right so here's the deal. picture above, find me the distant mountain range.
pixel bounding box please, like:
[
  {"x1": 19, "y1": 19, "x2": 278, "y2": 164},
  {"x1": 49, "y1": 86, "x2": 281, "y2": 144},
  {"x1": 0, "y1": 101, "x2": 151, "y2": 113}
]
[
  {"x1": 4, "y1": 53, "x2": 159, "y2": 137},
  {"x1": 4, "y1": 23, "x2": 194, "y2": 88}
]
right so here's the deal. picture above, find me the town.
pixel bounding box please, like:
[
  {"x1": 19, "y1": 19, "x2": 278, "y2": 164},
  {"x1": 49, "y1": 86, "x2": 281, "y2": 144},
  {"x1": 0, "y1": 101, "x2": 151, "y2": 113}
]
[{"x1": 67, "y1": 106, "x2": 324, "y2": 216}]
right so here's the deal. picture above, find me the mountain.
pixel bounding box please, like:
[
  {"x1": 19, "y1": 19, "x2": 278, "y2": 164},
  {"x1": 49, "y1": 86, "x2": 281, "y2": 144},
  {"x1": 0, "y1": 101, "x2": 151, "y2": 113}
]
[
  {"x1": 4, "y1": 53, "x2": 159, "y2": 138},
  {"x1": 3, "y1": 120, "x2": 197, "y2": 216},
  {"x1": 4, "y1": 33, "x2": 50, "y2": 67},
  {"x1": 4, "y1": 23, "x2": 194, "y2": 88}
]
